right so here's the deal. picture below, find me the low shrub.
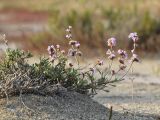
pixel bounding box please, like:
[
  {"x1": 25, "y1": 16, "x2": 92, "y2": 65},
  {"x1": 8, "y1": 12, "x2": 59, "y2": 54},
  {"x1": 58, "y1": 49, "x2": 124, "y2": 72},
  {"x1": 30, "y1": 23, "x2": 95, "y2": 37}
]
[{"x1": 0, "y1": 27, "x2": 140, "y2": 99}]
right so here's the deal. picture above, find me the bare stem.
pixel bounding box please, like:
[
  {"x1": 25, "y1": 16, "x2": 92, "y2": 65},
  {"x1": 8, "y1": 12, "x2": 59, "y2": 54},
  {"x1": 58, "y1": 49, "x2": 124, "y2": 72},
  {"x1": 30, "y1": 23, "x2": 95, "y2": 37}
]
[
  {"x1": 119, "y1": 62, "x2": 133, "y2": 81},
  {"x1": 105, "y1": 60, "x2": 113, "y2": 77},
  {"x1": 75, "y1": 56, "x2": 80, "y2": 68},
  {"x1": 131, "y1": 79, "x2": 134, "y2": 101},
  {"x1": 4, "y1": 90, "x2": 9, "y2": 105}
]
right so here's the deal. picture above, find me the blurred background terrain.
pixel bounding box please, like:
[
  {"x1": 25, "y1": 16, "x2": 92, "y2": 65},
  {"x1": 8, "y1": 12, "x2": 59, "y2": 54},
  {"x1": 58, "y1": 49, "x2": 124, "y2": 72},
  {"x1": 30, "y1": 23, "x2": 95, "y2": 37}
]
[{"x1": 0, "y1": 0, "x2": 160, "y2": 56}]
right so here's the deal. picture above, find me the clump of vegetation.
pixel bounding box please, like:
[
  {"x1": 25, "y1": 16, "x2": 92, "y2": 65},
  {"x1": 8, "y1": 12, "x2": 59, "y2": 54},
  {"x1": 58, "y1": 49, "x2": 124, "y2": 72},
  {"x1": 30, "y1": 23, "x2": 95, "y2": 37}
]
[{"x1": 0, "y1": 27, "x2": 140, "y2": 101}]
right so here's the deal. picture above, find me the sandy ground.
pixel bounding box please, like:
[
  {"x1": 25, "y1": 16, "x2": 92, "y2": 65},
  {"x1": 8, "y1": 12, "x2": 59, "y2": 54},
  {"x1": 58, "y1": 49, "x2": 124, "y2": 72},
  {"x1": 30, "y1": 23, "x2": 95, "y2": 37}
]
[
  {"x1": 93, "y1": 59, "x2": 160, "y2": 119},
  {"x1": 0, "y1": 92, "x2": 108, "y2": 120},
  {"x1": 0, "y1": 88, "x2": 159, "y2": 120}
]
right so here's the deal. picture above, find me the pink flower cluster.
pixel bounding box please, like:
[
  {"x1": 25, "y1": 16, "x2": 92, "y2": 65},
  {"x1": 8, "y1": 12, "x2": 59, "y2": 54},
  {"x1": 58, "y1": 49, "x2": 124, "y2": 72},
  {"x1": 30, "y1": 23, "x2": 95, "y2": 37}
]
[
  {"x1": 106, "y1": 49, "x2": 116, "y2": 60},
  {"x1": 106, "y1": 37, "x2": 117, "y2": 60},
  {"x1": 128, "y1": 32, "x2": 140, "y2": 62},
  {"x1": 128, "y1": 32, "x2": 139, "y2": 43},
  {"x1": 107, "y1": 37, "x2": 116, "y2": 48},
  {"x1": 69, "y1": 41, "x2": 80, "y2": 48},
  {"x1": 106, "y1": 33, "x2": 139, "y2": 63},
  {"x1": 129, "y1": 32, "x2": 139, "y2": 54},
  {"x1": 91, "y1": 33, "x2": 140, "y2": 72},
  {"x1": 117, "y1": 49, "x2": 128, "y2": 59},
  {"x1": 47, "y1": 44, "x2": 65, "y2": 62},
  {"x1": 47, "y1": 26, "x2": 140, "y2": 77},
  {"x1": 104, "y1": 33, "x2": 140, "y2": 71},
  {"x1": 66, "y1": 26, "x2": 72, "y2": 39},
  {"x1": 47, "y1": 45, "x2": 56, "y2": 62},
  {"x1": 65, "y1": 26, "x2": 82, "y2": 67}
]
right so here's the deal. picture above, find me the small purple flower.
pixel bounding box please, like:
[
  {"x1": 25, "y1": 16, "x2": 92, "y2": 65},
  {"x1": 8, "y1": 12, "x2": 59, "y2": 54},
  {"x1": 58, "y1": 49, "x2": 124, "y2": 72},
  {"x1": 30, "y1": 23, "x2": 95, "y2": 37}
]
[
  {"x1": 131, "y1": 49, "x2": 134, "y2": 53},
  {"x1": 47, "y1": 45, "x2": 54, "y2": 51},
  {"x1": 117, "y1": 49, "x2": 123, "y2": 55},
  {"x1": 128, "y1": 32, "x2": 138, "y2": 42},
  {"x1": 131, "y1": 54, "x2": 139, "y2": 62},
  {"x1": 75, "y1": 42, "x2": 80, "y2": 48},
  {"x1": 66, "y1": 26, "x2": 72, "y2": 32},
  {"x1": 123, "y1": 51, "x2": 127, "y2": 59},
  {"x1": 107, "y1": 37, "x2": 116, "y2": 47},
  {"x1": 117, "y1": 49, "x2": 128, "y2": 59},
  {"x1": 56, "y1": 44, "x2": 60, "y2": 51},
  {"x1": 97, "y1": 59, "x2": 104, "y2": 66},
  {"x1": 68, "y1": 26, "x2": 72, "y2": 29},
  {"x1": 69, "y1": 40, "x2": 77, "y2": 46},
  {"x1": 106, "y1": 49, "x2": 116, "y2": 60},
  {"x1": 56, "y1": 44, "x2": 60, "y2": 49},
  {"x1": 132, "y1": 54, "x2": 138, "y2": 58},
  {"x1": 108, "y1": 53, "x2": 116, "y2": 60},
  {"x1": 47, "y1": 45, "x2": 55, "y2": 55},
  {"x1": 66, "y1": 34, "x2": 72, "y2": 39},
  {"x1": 119, "y1": 64, "x2": 127, "y2": 70},
  {"x1": 68, "y1": 49, "x2": 77, "y2": 56},
  {"x1": 118, "y1": 58, "x2": 125, "y2": 64}
]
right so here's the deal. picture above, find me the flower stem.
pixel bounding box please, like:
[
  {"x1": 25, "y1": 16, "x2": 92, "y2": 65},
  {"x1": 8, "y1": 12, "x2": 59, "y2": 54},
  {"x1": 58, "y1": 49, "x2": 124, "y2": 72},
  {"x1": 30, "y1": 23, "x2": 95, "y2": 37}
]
[
  {"x1": 131, "y1": 79, "x2": 134, "y2": 101},
  {"x1": 119, "y1": 62, "x2": 133, "y2": 81}
]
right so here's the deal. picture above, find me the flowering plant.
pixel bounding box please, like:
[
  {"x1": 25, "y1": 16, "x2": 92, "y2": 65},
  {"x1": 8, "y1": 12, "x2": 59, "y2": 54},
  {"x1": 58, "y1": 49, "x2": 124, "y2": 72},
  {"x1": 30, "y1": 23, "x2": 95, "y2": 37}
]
[
  {"x1": 0, "y1": 28, "x2": 140, "y2": 101},
  {"x1": 46, "y1": 26, "x2": 140, "y2": 95}
]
